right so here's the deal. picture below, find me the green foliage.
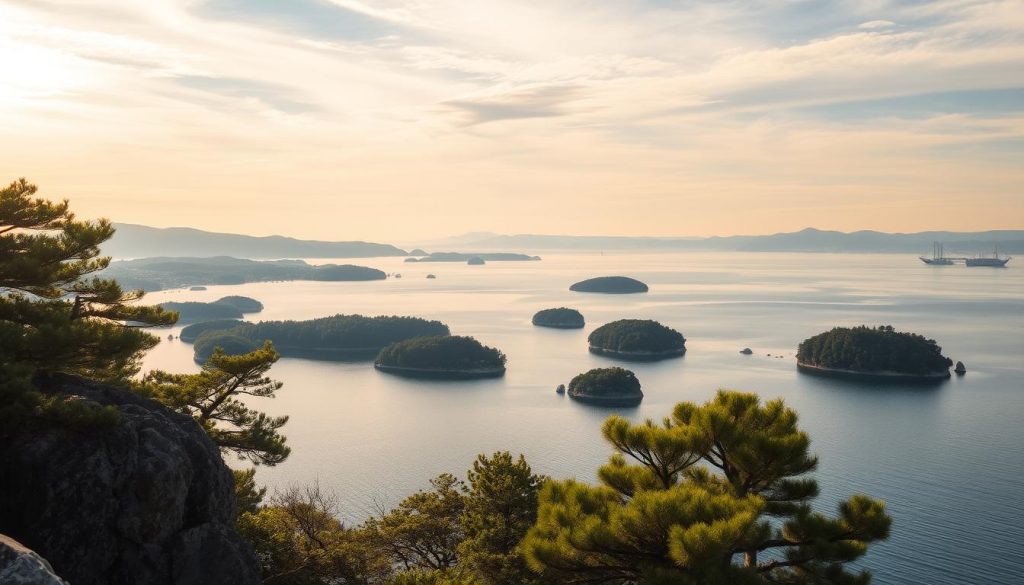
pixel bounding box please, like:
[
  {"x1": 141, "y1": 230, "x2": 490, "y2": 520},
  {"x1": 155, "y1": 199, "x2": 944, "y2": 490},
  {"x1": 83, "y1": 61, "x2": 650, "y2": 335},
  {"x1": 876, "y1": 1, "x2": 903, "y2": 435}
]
[
  {"x1": 237, "y1": 482, "x2": 391, "y2": 585},
  {"x1": 158, "y1": 296, "x2": 261, "y2": 323},
  {"x1": 101, "y1": 256, "x2": 387, "y2": 291},
  {"x1": 185, "y1": 314, "x2": 451, "y2": 361},
  {"x1": 240, "y1": 314, "x2": 450, "y2": 351},
  {"x1": 364, "y1": 474, "x2": 467, "y2": 572},
  {"x1": 193, "y1": 331, "x2": 262, "y2": 361},
  {"x1": 588, "y1": 319, "x2": 686, "y2": 354},
  {"x1": 179, "y1": 319, "x2": 244, "y2": 342},
  {"x1": 375, "y1": 335, "x2": 506, "y2": 371},
  {"x1": 522, "y1": 390, "x2": 891, "y2": 584},
  {"x1": 568, "y1": 367, "x2": 642, "y2": 398},
  {"x1": 797, "y1": 325, "x2": 953, "y2": 375},
  {"x1": 138, "y1": 341, "x2": 290, "y2": 465},
  {"x1": 159, "y1": 301, "x2": 244, "y2": 322},
  {"x1": 532, "y1": 307, "x2": 585, "y2": 328},
  {"x1": 0, "y1": 178, "x2": 176, "y2": 427},
  {"x1": 458, "y1": 452, "x2": 547, "y2": 585},
  {"x1": 240, "y1": 453, "x2": 548, "y2": 584},
  {"x1": 215, "y1": 295, "x2": 264, "y2": 313},
  {"x1": 234, "y1": 468, "x2": 267, "y2": 516}
]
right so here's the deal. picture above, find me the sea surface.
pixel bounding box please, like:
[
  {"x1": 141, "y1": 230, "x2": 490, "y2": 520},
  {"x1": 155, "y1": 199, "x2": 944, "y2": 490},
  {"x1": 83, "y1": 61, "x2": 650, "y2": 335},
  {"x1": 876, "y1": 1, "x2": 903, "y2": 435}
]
[{"x1": 140, "y1": 252, "x2": 1024, "y2": 585}]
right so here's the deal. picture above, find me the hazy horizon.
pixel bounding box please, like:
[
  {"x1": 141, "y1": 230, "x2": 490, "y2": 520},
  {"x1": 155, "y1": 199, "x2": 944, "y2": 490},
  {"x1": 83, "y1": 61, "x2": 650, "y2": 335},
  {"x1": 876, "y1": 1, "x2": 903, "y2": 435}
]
[
  {"x1": 3, "y1": 1, "x2": 1023, "y2": 240},
  {"x1": 112, "y1": 221, "x2": 1024, "y2": 245}
]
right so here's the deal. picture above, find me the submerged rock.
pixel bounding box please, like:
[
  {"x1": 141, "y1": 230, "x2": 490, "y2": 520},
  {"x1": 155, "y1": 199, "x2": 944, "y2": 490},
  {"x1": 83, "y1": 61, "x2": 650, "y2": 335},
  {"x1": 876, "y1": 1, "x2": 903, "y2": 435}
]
[
  {"x1": 0, "y1": 373, "x2": 259, "y2": 585},
  {"x1": 740, "y1": 348, "x2": 753, "y2": 355}
]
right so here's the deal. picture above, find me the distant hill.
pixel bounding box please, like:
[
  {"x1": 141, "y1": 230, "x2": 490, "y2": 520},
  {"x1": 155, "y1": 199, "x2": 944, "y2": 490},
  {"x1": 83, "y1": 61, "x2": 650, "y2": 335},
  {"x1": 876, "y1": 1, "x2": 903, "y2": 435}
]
[
  {"x1": 405, "y1": 252, "x2": 541, "y2": 262},
  {"x1": 101, "y1": 256, "x2": 387, "y2": 291},
  {"x1": 430, "y1": 228, "x2": 1024, "y2": 254},
  {"x1": 105, "y1": 223, "x2": 407, "y2": 259}
]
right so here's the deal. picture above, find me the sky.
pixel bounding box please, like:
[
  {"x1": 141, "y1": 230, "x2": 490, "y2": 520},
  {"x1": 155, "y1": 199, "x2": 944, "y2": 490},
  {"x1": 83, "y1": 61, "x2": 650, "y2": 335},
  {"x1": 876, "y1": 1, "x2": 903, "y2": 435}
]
[{"x1": 1, "y1": 0, "x2": 1023, "y2": 241}]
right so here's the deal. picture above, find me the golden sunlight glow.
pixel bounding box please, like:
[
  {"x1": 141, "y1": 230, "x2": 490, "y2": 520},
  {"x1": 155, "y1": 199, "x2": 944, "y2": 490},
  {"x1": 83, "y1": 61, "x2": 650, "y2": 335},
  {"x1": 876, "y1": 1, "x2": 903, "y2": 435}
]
[{"x1": 0, "y1": 1, "x2": 1021, "y2": 240}]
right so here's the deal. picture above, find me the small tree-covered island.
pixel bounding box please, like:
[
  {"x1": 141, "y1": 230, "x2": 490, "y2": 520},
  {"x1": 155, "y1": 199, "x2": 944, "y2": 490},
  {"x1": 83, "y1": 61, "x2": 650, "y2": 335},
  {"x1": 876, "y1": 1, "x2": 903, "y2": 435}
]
[
  {"x1": 159, "y1": 295, "x2": 263, "y2": 322},
  {"x1": 566, "y1": 367, "x2": 643, "y2": 406},
  {"x1": 588, "y1": 319, "x2": 687, "y2": 360},
  {"x1": 532, "y1": 307, "x2": 585, "y2": 329},
  {"x1": 797, "y1": 325, "x2": 954, "y2": 380},
  {"x1": 375, "y1": 335, "x2": 507, "y2": 379},
  {"x1": 188, "y1": 314, "x2": 450, "y2": 361},
  {"x1": 570, "y1": 275, "x2": 648, "y2": 294}
]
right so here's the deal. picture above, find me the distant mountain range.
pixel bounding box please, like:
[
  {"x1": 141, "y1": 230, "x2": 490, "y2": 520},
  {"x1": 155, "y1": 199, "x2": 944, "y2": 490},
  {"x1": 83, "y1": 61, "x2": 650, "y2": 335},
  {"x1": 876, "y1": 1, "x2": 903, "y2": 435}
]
[
  {"x1": 105, "y1": 223, "x2": 408, "y2": 259},
  {"x1": 425, "y1": 228, "x2": 1024, "y2": 254},
  {"x1": 105, "y1": 224, "x2": 1024, "y2": 259}
]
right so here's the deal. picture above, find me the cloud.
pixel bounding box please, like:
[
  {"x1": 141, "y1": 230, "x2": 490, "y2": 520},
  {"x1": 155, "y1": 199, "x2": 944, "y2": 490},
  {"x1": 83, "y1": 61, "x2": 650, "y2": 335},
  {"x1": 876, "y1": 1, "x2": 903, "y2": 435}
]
[
  {"x1": 0, "y1": 0, "x2": 1021, "y2": 239},
  {"x1": 859, "y1": 19, "x2": 895, "y2": 29},
  {"x1": 174, "y1": 75, "x2": 320, "y2": 114},
  {"x1": 444, "y1": 85, "x2": 585, "y2": 125}
]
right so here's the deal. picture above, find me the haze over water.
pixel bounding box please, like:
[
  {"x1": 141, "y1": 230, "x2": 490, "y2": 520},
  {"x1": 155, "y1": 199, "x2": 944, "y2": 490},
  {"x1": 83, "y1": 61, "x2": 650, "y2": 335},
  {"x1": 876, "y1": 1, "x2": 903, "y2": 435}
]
[{"x1": 141, "y1": 251, "x2": 1024, "y2": 585}]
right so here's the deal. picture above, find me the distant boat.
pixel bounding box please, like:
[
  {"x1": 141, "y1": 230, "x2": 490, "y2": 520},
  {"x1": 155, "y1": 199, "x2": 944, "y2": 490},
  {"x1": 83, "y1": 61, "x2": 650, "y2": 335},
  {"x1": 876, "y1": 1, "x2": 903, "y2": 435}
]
[
  {"x1": 966, "y1": 257, "x2": 1010, "y2": 267},
  {"x1": 966, "y1": 246, "x2": 1010, "y2": 267},
  {"x1": 920, "y1": 242, "x2": 953, "y2": 265}
]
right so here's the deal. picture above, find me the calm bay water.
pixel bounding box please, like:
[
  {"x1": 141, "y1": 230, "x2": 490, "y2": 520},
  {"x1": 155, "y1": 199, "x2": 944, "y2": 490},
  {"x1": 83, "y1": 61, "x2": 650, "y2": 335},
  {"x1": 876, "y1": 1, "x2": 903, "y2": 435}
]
[{"x1": 140, "y1": 252, "x2": 1024, "y2": 585}]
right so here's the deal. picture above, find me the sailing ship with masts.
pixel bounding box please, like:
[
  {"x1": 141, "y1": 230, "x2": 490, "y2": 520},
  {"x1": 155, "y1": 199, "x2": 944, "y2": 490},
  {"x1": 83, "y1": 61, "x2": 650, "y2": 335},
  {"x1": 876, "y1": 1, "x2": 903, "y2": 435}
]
[
  {"x1": 920, "y1": 242, "x2": 953, "y2": 265},
  {"x1": 966, "y1": 245, "x2": 1011, "y2": 267},
  {"x1": 919, "y1": 242, "x2": 1011, "y2": 267}
]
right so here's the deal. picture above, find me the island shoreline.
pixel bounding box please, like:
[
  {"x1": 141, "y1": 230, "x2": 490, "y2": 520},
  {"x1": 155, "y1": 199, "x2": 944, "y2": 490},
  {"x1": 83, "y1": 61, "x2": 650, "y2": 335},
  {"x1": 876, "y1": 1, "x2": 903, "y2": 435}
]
[
  {"x1": 588, "y1": 346, "x2": 686, "y2": 361},
  {"x1": 373, "y1": 363, "x2": 507, "y2": 380},
  {"x1": 796, "y1": 361, "x2": 950, "y2": 382}
]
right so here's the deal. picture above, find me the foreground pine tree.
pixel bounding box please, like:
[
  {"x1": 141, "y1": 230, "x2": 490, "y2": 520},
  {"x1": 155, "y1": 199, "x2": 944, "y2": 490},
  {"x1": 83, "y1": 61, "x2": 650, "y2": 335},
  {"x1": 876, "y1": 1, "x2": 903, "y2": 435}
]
[
  {"x1": 139, "y1": 342, "x2": 291, "y2": 465},
  {"x1": 0, "y1": 178, "x2": 176, "y2": 426},
  {"x1": 457, "y1": 452, "x2": 547, "y2": 585},
  {"x1": 523, "y1": 391, "x2": 891, "y2": 584}
]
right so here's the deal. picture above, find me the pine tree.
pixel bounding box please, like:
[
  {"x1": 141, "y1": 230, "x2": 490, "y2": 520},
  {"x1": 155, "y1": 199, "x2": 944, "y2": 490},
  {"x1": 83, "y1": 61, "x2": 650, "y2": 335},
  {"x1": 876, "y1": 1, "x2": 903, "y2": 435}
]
[
  {"x1": 1, "y1": 178, "x2": 176, "y2": 426},
  {"x1": 523, "y1": 390, "x2": 891, "y2": 584},
  {"x1": 364, "y1": 474, "x2": 466, "y2": 572},
  {"x1": 457, "y1": 452, "x2": 547, "y2": 585},
  {"x1": 234, "y1": 468, "x2": 268, "y2": 516},
  {"x1": 139, "y1": 342, "x2": 291, "y2": 465}
]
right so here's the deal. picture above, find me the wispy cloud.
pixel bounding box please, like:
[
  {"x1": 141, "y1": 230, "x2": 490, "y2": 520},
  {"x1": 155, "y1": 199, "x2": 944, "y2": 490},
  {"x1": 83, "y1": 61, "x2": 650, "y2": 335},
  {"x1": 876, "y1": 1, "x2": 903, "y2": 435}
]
[
  {"x1": 445, "y1": 85, "x2": 585, "y2": 125},
  {"x1": 0, "y1": 0, "x2": 1021, "y2": 239}
]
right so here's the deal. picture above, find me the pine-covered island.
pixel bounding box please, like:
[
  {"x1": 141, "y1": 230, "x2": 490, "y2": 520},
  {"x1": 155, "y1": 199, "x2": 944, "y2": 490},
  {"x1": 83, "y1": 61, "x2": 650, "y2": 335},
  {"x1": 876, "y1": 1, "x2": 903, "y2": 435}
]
[
  {"x1": 588, "y1": 319, "x2": 687, "y2": 360},
  {"x1": 566, "y1": 367, "x2": 644, "y2": 406},
  {"x1": 796, "y1": 325, "x2": 954, "y2": 380},
  {"x1": 159, "y1": 295, "x2": 263, "y2": 322},
  {"x1": 570, "y1": 276, "x2": 648, "y2": 294},
  {"x1": 532, "y1": 307, "x2": 585, "y2": 329},
  {"x1": 188, "y1": 314, "x2": 450, "y2": 361},
  {"x1": 374, "y1": 335, "x2": 507, "y2": 379}
]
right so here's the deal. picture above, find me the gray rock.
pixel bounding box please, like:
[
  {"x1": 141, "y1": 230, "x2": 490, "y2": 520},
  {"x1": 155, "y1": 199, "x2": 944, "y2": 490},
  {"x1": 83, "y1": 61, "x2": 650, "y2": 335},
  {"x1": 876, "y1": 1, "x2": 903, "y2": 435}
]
[
  {"x1": 0, "y1": 373, "x2": 259, "y2": 585},
  {"x1": 0, "y1": 535, "x2": 68, "y2": 585}
]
